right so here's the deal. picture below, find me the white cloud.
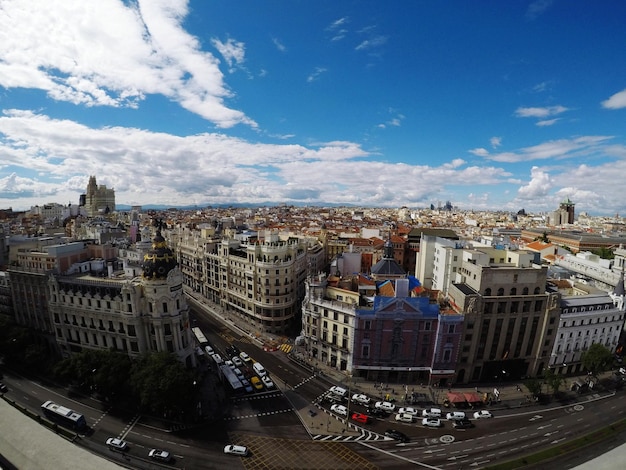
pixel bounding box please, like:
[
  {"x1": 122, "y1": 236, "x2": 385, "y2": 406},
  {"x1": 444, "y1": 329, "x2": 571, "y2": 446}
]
[
  {"x1": 272, "y1": 37, "x2": 286, "y2": 52},
  {"x1": 0, "y1": 0, "x2": 256, "y2": 129},
  {"x1": 516, "y1": 167, "x2": 553, "y2": 200},
  {"x1": 469, "y1": 148, "x2": 489, "y2": 157},
  {"x1": 490, "y1": 137, "x2": 502, "y2": 148},
  {"x1": 307, "y1": 67, "x2": 328, "y2": 83},
  {"x1": 536, "y1": 118, "x2": 559, "y2": 127},
  {"x1": 485, "y1": 136, "x2": 612, "y2": 163},
  {"x1": 356, "y1": 35, "x2": 388, "y2": 51},
  {"x1": 211, "y1": 37, "x2": 246, "y2": 72},
  {"x1": 515, "y1": 105, "x2": 568, "y2": 118},
  {"x1": 526, "y1": 0, "x2": 554, "y2": 20},
  {"x1": 602, "y1": 89, "x2": 626, "y2": 109}
]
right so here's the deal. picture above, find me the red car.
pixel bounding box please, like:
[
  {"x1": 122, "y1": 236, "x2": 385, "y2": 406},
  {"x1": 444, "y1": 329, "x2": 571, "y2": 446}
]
[{"x1": 351, "y1": 412, "x2": 371, "y2": 424}]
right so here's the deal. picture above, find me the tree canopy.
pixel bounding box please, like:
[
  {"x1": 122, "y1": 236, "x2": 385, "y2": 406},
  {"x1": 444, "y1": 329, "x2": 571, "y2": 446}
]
[{"x1": 581, "y1": 343, "x2": 613, "y2": 376}]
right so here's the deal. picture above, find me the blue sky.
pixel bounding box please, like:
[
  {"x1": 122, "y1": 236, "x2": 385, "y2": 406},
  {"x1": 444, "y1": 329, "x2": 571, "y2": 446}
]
[{"x1": 1, "y1": 0, "x2": 626, "y2": 216}]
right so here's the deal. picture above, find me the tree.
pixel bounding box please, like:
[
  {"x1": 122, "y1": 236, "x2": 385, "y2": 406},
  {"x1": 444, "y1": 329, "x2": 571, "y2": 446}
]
[
  {"x1": 581, "y1": 343, "x2": 613, "y2": 377},
  {"x1": 523, "y1": 378, "x2": 542, "y2": 398},
  {"x1": 543, "y1": 368, "x2": 565, "y2": 395}
]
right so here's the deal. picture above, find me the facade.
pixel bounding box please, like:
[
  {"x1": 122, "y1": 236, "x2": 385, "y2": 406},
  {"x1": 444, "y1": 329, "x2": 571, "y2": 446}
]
[
  {"x1": 415, "y1": 235, "x2": 466, "y2": 296},
  {"x1": 48, "y1": 230, "x2": 195, "y2": 365},
  {"x1": 549, "y1": 279, "x2": 625, "y2": 375},
  {"x1": 174, "y1": 228, "x2": 321, "y2": 334},
  {"x1": 447, "y1": 247, "x2": 560, "y2": 384},
  {"x1": 82, "y1": 176, "x2": 115, "y2": 217}
]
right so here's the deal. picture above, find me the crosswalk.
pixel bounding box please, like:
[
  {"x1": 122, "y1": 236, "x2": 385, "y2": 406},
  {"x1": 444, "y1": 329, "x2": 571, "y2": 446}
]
[
  {"x1": 312, "y1": 429, "x2": 390, "y2": 442},
  {"x1": 278, "y1": 343, "x2": 293, "y2": 353}
]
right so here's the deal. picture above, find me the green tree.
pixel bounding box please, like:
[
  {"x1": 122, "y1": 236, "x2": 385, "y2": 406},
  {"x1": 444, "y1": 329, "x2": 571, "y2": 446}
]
[
  {"x1": 581, "y1": 343, "x2": 613, "y2": 377},
  {"x1": 524, "y1": 378, "x2": 542, "y2": 398},
  {"x1": 130, "y1": 351, "x2": 197, "y2": 418},
  {"x1": 543, "y1": 368, "x2": 565, "y2": 395}
]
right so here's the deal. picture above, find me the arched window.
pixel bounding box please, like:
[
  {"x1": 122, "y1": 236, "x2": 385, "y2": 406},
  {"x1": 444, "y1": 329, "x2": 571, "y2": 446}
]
[
  {"x1": 510, "y1": 287, "x2": 517, "y2": 295},
  {"x1": 534, "y1": 287, "x2": 540, "y2": 294},
  {"x1": 497, "y1": 288, "x2": 504, "y2": 296},
  {"x1": 484, "y1": 288, "x2": 492, "y2": 296},
  {"x1": 522, "y1": 287, "x2": 529, "y2": 295}
]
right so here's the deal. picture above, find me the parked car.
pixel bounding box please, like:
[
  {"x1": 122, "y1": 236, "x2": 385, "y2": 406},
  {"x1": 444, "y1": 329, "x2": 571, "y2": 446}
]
[
  {"x1": 330, "y1": 404, "x2": 348, "y2": 417},
  {"x1": 204, "y1": 345, "x2": 214, "y2": 355},
  {"x1": 239, "y1": 351, "x2": 252, "y2": 362},
  {"x1": 422, "y1": 407, "x2": 442, "y2": 418},
  {"x1": 262, "y1": 375, "x2": 275, "y2": 389},
  {"x1": 398, "y1": 407, "x2": 419, "y2": 416},
  {"x1": 395, "y1": 413, "x2": 414, "y2": 423},
  {"x1": 351, "y1": 412, "x2": 371, "y2": 424},
  {"x1": 148, "y1": 449, "x2": 172, "y2": 462},
  {"x1": 384, "y1": 429, "x2": 409, "y2": 442},
  {"x1": 224, "y1": 444, "x2": 248, "y2": 456},
  {"x1": 351, "y1": 393, "x2": 371, "y2": 405},
  {"x1": 453, "y1": 419, "x2": 474, "y2": 429},
  {"x1": 0, "y1": 382, "x2": 8, "y2": 394},
  {"x1": 375, "y1": 401, "x2": 396, "y2": 413},
  {"x1": 473, "y1": 410, "x2": 493, "y2": 419},
  {"x1": 106, "y1": 437, "x2": 128, "y2": 451},
  {"x1": 329, "y1": 385, "x2": 348, "y2": 398},
  {"x1": 445, "y1": 411, "x2": 466, "y2": 420},
  {"x1": 250, "y1": 376, "x2": 264, "y2": 391},
  {"x1": 422, "y1": 418, "x2": 442, "y2": 428},
  {"x1": 225, "y1": 360, "x2": 234, "y2": 368},
  {"x1": 226, "y1": 345, "x2": 241, "y2": 356}
]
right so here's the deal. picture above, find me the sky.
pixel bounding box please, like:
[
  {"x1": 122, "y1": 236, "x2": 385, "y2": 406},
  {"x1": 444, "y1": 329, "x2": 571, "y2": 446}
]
[{"x1": 1, "y1": 0, "x2": 626, "y2": 216}]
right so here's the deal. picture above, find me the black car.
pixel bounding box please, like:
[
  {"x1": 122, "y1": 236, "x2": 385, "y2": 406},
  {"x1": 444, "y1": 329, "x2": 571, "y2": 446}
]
[
  {"x1": 385, "y1": 429, "x2": 409, "y2": 443},
  {"x1": 453, "y1": 418, "x2": 474, "y2": 429},
  {"x1": 366, "y1": 407, "x2": 388, "y2": 418},
  {"x1": 0, "y1": 382, "x2": 7, "y2": 394},
  {"x1": 226, "y1": 345, "x2": 240, "y2": 356}
]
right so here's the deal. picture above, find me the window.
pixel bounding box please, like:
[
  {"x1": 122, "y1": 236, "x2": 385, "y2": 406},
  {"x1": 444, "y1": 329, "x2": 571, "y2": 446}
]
[
  {"x1": 362, "y1": 344, "x2": 370, "y2": 358},
  {"x1": 448, "y1": 324, "x2": 455, "y2": 334}
]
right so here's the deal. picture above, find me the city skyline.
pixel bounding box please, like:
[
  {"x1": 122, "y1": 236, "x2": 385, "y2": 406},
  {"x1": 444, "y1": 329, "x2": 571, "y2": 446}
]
[{"x1": 1, "y1": 1, "x2": 626, "y2": 216}]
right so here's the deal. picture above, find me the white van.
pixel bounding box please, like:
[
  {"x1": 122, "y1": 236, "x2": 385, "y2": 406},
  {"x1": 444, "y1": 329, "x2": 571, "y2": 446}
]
[
  {"x1": 253, "y1": 362, "x2": 267, "y2": 377},
  {"x1": 211, "y1": 353, "x2": 224, "y2": 365},
  {"x1": 204, "y1": 345, "x2": 214, "y2": 355}
]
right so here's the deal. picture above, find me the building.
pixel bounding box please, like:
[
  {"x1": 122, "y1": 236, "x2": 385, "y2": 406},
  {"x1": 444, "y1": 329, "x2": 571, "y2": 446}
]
[
  {"x1": 81, "y1": 176, "x2": 115, "y2": 217},
  {"x1": 48, "y1": 229, "x2": 195, "y2": 365},
  {"x1": 447, "y1": 247, "x2": 560, "y2": 383},
  {"x1": 548, "y1": 197, "x2": 575, "y2": 226},
  {"x1": 548, "y1": 279, "x2": 625, "y2": 375},
  {"x1": 301, "y1": 240, "x2": 464, "y2": 385}
]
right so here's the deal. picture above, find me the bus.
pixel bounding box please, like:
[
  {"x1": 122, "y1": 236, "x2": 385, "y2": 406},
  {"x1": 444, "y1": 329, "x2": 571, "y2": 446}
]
[
  {"x1": 192, "y1": 327, "x2": 209, "y2": 346},
  {"x1": 218, "y1": 365, "x2": 244, "y2": 396},
  {"x1": 41, "y1": 400, "x2": 87, "y2": 431}
]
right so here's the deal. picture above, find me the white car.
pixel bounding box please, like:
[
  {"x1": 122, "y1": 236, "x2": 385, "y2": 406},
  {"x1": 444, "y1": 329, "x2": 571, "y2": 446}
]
[
  {"x1": 445, "y1": 411, "x2": 466, "y2": 420},
  {"x1": 351, "y1": 393, "x2": 371, "y2": 405},
  {"x1": 148, "y1": 449, "x2": 171, "y2": 462},
  {"x1": 330, "y1": 404, "x2": 348, "y2": 417},
  {"x1": 239, "y1": 351, "x2": 252, "y2": 362},
  {"x1": 395, "y1": 413, "x2": 414, "y2": 423},
  {"x1": 374, "y1": 401, "x2": 396, "y2": 413},
  {"x1": 262, "y1": 375, "x2": 274, "y2": 389},
  {"x1": 106, "y1": 437, "x2": 128, "y2": 451},
  {"x1": 225, "y1": 360, "x2": 234, "y2": 368},
  {"x1": 422, "y1": 407, "x2": 442, "y2": 418},
  {"x1": 232, "y1": 356, "x2": 243, "y2": 367},
  {"x1": 224, "y1": 444, "x2": 249, "y2": 456},
  {"x1": 422, "y1": 418, "x2": 442, "y2": 428},
  {"x1": 473, "y1": 410, "x2": 493, "y2": 419},
  {"x1": 398, "y1": 407, "x2": 419, "y2": 416}
]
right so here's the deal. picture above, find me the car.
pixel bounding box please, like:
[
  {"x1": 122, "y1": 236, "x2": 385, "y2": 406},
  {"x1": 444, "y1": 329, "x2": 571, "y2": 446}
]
[
  {"x1": 239, "y1": 351, "x2": 252, "y2": 362},
  {"x1": 330, "y1": 404, "x2": 348, "y2": 417},
  {"x1": 0, "y1": 382, "x2": 8, "y2": 394},
  {"x1": 374, "y1": 401, "x2": 396, "y2": 413},
  {"x1": 232, "y1": 367, "x2": 244, "y2": 379},
  {"x1": 445, "y1": 411, "x2": 466, "y2": 420},
  {"x1": 225, "y1": 360, "x2": 234, "y2": 368},
  {"x1": 211, "y1": 353, "x2": 224, "y2": 365},
  {"x1": 366, "y1": 407, "x2": 388, "y2": 418},
  {"x1": 204, "y1": 345, "x2": 214, "y2": 355},
  {"x1": 351, "y1": 393, "x2": 371, "y2": 405},
  {"x1": 473, "y1": 410, "x2": 493, "y2": 419},
  {"x1": 422, "y1": 407, "x2": 442, "y2": 418},
  {"x1": 224, "y1": 444, "x2": 248, "y2": 456},
  {"x1": 261, "y1": 375, "x2": 275, "y2": 389},
  {"x1": 398, "y1": 407, "x2": 419, "y2": 416},
  {"x1": 106, "y1": 437, "x2": 128, "y2": 451},
  {"x1": 453, "y1": 419, "x2": 474, "y2": 429},
  {"x1": 231, "y1": 356, "x2": 243, "y2": 367},
  {"x1": 329, "y1": 385, "x2": 348, "y2": 398},
  {"x1": 351, "y1": 412, "x2": 372, "y2": 424},
  {"x1": 395, "y1": 413, "x2": 414, "y2": 423},
  {"x1": 226, "y1": 345, "x2": 241, "y2": 356},
  {"x1": 148, "y1": 449, "x2": 172, "y2": 462},
  {"x1": 422, "y1": 418, "x2": 442, "y2": 428},
  {"x1": 250, "y1": 376, "x2": 264, "y2": 390},
  {"x1": 384, "y1": 429, "x2": 409, "y2": 442},
  {"x1": 240, "y1": 378, "x2": 254, "y2": 393},
  {"x1": 324, "y1": 393, "x2": 344, "y2": 404},
  {"x1": 620, "y1": 367, "x2": 626, "y2": 375}
]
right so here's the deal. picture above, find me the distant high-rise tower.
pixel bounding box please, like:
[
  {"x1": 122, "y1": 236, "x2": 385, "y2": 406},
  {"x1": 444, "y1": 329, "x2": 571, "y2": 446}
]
[
  {"x1": 559, "y1": 197, "x2": 575, "y2": 224},
  {"x1": 81, "y1": 175, "x2": 115, "y2": 217}
]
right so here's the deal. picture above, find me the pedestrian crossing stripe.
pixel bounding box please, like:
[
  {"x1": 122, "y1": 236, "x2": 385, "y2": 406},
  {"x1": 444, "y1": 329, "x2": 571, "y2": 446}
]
[{"x1": 279, "y1": 344, "x2": 293, "y2": 353}]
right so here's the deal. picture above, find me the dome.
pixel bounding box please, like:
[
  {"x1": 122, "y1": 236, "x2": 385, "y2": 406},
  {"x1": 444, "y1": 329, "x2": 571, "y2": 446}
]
[{"x1": 142, "y1": 230, "x2": 177, "y2": 280}]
